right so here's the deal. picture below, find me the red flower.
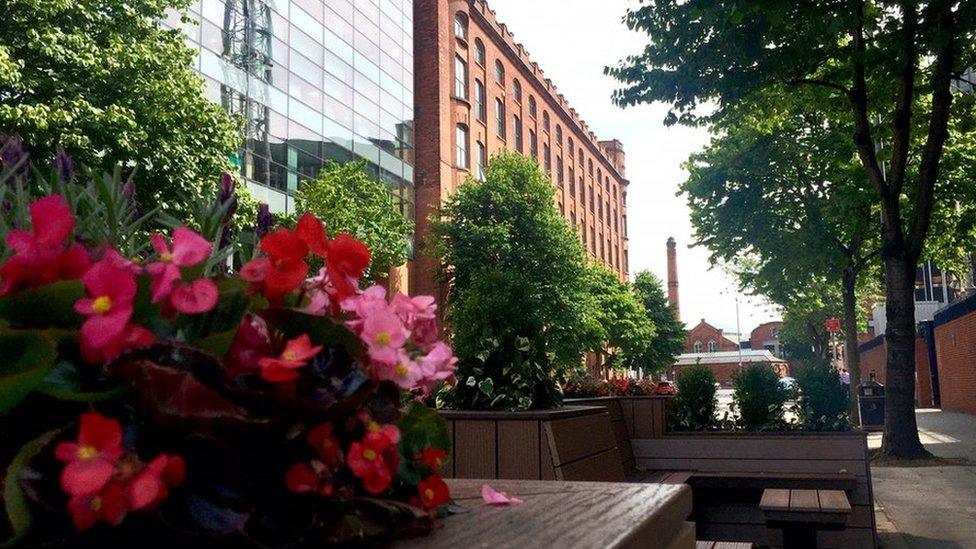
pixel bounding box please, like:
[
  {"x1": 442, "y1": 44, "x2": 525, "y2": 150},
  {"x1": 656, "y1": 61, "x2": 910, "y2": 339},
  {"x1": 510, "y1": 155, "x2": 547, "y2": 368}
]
[
  {"x1": 225, "y1": 315, "x2": 273, "y2": 377},
  {"x1": 295, "y1": 212, "x2": 329, "y2": 257},
  {"x1": 325, "y1": 234, "x2": 370, "y2": 301},
  {"x1": 241, "y1": 227, "x2": 309, "y2": 302},
  {"x1": 0, "y1": 195, "x2": 90, "y2": 295},
  {"x1": 80, "y1": 324, "x2": 155, "y2": 365},
  {"x1": 126, "y1": 454, "x2": 186, "y2": 511},
  {"x1": 285, "y1": 461, "x2": 334, "y2": 496},
  {"x1": 74, "y1": 258, "x2": 137, "y2": 352},
  {"x1": 347, "y1": 429, "x2": 398, "y2": 494},
  {"x1": 417, "y1": 448, "x2": 447, "y2": 472},
  {"x1": 307, "y1": 423, "x2": 341, "y2": 466},
  {"x1": 416, "y1": 475, "x2": 450, "y2": 510},
  {"x1": 258, "y1": 333, "x2": 323, "y2": 383},
  {"x1": 67, "y1": 481, "x2": 128, "y2": 531},
  {"x1": 54, "y1": 413, "x2": 124, "y2": 497}
]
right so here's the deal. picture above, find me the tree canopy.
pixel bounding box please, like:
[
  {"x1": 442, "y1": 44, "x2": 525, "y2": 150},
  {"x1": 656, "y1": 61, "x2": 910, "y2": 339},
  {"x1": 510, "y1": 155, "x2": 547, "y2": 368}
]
[
  {"x1": 631, "y1": 271, "x2": 686, "y2": 375},
  {"x1": 0, "y1": 0, "x2": 240, "y2": 216},
  {"x1": 584, "y1": 265, "x2": 655, "y2": 371}
]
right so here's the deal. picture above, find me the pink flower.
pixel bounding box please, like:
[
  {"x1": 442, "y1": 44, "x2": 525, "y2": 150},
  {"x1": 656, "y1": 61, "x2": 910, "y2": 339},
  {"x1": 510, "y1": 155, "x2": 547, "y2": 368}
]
[
  {"x1": 54, "y1": 413, "x2": 125, "y2": 497},
  {"x1": 147, "y1": 227, "x2": 217, "y2": 314},
  {"x1": 392, "y1": 293, "x2": 437, "y2": 325},
  {"x1": 481, "y1": 484, "x2": 523, "y2": 506},
  {"x1": 80, "y1": 324, "x2": 155, "y2": 365},
  {"x1": 258, "y1": 334, "x2": 323, "y2": 382},
  {"x1": 372, "y1": 350, "x2": 423, "y2": 389},
  {"x1": 67, "y1": 481, "x2": 128, "y2": 531},
  {"x1": 74, "y1": 258, "x2": 136, "y2": 351},
  {"x1": 126, "y1": 454, "x2": 186, "y2": 511},
  {"x1": 360, "y1": 309, "x2": 408, "y2": 364},
  {"x1": 417, "y1": 342, "x2": 458, "y2": 395}
]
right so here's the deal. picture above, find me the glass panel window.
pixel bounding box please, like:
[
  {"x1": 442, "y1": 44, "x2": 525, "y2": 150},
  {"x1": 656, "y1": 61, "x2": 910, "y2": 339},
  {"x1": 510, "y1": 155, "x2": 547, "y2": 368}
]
[
  {"x1": 476, "y1": 141, "x2": 487, "y2": 180},
  {"x1": 555, "y1": 125, "x2": 562, "y2": 143},
  {"x1": 475, "y1": 80, "x2": 486, "y2": 121},
  {"x1": 454, "y1": 13, "x2": 467, "y2": 39},
  {"x1": 456, "y1": 124, "x2": 468, "y2": 168},
  {"x1": 543, "y1": 143, "x2": 551, "y2": 173},
  {"x1": 543, "y1": 111, "x2": 550, "y2": 132},
  {"x1": 454, "y1": 55, "x2": 467, "y2": 99},
  {"x1": 513, "y1": 115, "x2": 522, "y2": 152},
  {"x1": 529, "y1": 130, "x2": 537, "y2": 158},
  {"x1": 513, "y1": 79, "x2": 522, "y2": 103},
  {"x1": 494, "y1": 60, "x2": 505, "y2": 86},
  {"x1": 569, "y1": 167, "x2": 575, "y2": 195},
  {"x1": 474, "y1": 39, "x2": 486, "y2": 65},
  {"x1": 495, "y1": 98, "x2": 505, "y2": 138},
  {"x1": 557, "y1": 156, "x2": 563, "y2": 186},
  {"x1": 528, "y1": 95, "x2": 536, "y2": 118}
]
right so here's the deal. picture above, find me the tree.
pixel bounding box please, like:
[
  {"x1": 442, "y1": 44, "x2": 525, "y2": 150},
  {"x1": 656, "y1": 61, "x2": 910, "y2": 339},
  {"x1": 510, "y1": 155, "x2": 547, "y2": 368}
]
[
  {"x1": 779, "y1": 284, "x2": 846, "y2": 363},
  {"x1": 584, "y1": 264, "x2": 656, "y2": 371},
  {"x1": 433, "y1": 153, "x2": 599, "y2": 411},
  {"x1": 631, "y1": 271, "x2": 686, "y2": 375},
  {"x1": 0, "y1": 0, "x2": 240, "y2": 216},
  {"x1": 681, "y1": 86, "x2": 879, "y2": 406},
  {"x1": 609, "y1": 0, "x2": 976, "y2": 458},
  {"x1": 295, "y1": 160, "x2": 412, "y2": 282}
]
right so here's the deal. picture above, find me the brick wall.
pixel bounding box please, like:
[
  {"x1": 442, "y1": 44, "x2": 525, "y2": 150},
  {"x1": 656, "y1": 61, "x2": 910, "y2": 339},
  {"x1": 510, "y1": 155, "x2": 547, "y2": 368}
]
[
  {"x1": 685, "y1": 320, "x2": 739, "y2": 353},
  {"x1": 857, "y1": 334, "x2": 935, "y2": 408},
  {"x1": 933, "y1": 295, "x2": 976, "y2": 415}
]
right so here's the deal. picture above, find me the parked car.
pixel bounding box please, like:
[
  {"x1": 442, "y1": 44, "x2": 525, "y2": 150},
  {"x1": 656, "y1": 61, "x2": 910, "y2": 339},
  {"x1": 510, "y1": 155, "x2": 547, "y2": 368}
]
[
  {"x1": 778, "y1": 376, "x2": 798, "y2": 392},
  {"x1": 654, "y1": 381, "x2": 676, "y2": 395}
]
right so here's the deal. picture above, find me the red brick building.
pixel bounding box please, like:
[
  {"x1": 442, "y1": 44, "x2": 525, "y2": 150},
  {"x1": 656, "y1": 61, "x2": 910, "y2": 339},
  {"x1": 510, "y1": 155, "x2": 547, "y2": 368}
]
[
  {"x1": 671, "y1": 350, "x2": 790, "y2": 385},
  {"x1": 932, "y1": 296, "x2": 976, "y2": 415},
  {"x1": 858, "y1": 334, "x2": 936, "y2": 409},
  {"x1": 750, "y1": 321, "x2": 784, "y2": 358},
  {"x1": 411, "y1": 0, "x2": 630, "y2": 299},
  {"x1": 685, "y1": 319, "x2": 740, "y2": 354}
]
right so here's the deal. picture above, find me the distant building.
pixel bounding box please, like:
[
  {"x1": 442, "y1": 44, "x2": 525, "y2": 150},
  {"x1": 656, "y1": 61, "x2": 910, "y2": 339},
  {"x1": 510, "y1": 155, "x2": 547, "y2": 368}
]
[
  {"x1": 671, "y1": 350, "x2": 790, "y2": 385},
  {"x1": 750, "y1": 321, "x2": 784, "y2": 358},
  {"x1": 685, "y1": 319, "x2": 739, "y2": 354}
]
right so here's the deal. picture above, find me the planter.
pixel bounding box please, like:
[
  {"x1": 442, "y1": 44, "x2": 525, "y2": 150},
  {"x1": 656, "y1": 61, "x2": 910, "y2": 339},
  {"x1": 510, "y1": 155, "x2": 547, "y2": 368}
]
[
  {"x1": 565, "y1": 395, "x2": 672, "y2": 472},
  {"x1": 439, "y1": 406, "x2": 625, "y2": 482},
  {"x1": 632, "y1": 431, "x2": 877, "y2": 548}
]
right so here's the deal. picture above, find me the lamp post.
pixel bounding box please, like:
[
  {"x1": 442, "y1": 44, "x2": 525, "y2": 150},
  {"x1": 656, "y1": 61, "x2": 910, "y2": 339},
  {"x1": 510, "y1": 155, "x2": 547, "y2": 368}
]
[{"x1": 736, "y1": 297, "x2": 743, "y2": 368}]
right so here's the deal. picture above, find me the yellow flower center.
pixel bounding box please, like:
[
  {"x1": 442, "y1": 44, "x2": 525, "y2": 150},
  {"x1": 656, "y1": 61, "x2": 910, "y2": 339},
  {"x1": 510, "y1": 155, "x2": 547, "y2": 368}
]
[
  {"x1": 362, "y1": 449, "x2": 377, "y2": 461},
  {"x1": 77, "y1": 445, "x2": 98, "y2": 460},
  {"x1": 424, "y1": 488, "x2": 435, "y2": 500},
  {"x1": 375, "y1": 332, "x2": 391, "y2": 346},
  {"x1": 282, "y1": 350, "x2": 298, "y2": 361},
  {"x1": 395, "y1": 363, "x2": 409, "y2": 377},
  {"x1": 90, "y1": 496, "x2": 102, "y2": 512},
  {"x1": 92, "y1": 296, "x2": 112, "y2": 315},
  {"x1": 160, "y1": 251, "x2": 173, "y2": 262},
  {"x1": 368, "y1": 421, "x2": 380, "y2": 433}
]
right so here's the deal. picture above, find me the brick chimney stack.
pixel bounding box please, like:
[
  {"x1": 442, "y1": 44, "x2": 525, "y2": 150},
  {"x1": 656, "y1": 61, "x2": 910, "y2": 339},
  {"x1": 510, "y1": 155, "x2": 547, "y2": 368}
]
[{"x1": 666, "y1": 237, "x2": 680, "y2": 317}]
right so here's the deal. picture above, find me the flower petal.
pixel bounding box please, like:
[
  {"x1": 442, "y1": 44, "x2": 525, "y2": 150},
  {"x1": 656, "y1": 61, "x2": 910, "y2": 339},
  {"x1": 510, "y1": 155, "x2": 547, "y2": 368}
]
[
  {"x1": 481, "y1": 484, "x2": 523, "y2": 506},
  {"x1": 170, "y1": 279, "x2": 218, "y2": 314},
  {"x1": 61, "y1": 459, "x2": 114, "y2": 497},
  {"x1": 171, "y1": 227, "x2": 212, "y2": 267}
]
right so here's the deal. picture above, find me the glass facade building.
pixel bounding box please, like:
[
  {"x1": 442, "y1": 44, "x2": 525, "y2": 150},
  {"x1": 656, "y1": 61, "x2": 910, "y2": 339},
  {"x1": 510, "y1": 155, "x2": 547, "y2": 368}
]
[{"x1": 162, "y1": 0, "x2": 415, "y2": 220}]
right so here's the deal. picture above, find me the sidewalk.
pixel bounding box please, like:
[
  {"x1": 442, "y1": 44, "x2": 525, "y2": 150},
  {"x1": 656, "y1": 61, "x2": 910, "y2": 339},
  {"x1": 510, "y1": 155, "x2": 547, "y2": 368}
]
[{"x1": 868, "y1": 409, "x2": 976, "y2": 548}]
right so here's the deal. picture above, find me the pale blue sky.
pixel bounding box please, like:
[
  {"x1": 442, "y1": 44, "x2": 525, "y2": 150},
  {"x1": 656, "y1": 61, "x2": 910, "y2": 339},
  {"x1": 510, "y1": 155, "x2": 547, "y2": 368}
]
[{"x1": 487, "y1": 0, "x2": 781, "y2": 335}]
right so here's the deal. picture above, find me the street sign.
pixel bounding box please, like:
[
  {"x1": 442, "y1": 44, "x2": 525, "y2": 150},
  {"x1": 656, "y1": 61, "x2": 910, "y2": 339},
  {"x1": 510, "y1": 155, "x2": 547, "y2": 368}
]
[{"x1": 825, "y1": 317, "x2": 841, "y2": 333}]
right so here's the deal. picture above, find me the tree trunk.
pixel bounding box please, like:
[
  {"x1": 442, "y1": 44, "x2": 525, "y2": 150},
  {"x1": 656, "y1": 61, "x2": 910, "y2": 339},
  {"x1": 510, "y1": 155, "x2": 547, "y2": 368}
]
[
  {"x1": 880, "y1": 254, "x2": 929, "y2": 458},
  {"x1": 841, "y1": 268, "x2": 862, "y2": 421}
]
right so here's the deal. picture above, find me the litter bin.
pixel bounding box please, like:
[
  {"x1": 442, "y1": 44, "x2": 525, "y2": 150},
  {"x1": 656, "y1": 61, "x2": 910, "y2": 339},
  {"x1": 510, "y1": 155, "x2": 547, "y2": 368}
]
[{"x1": 858, "y1": 373, "x2": 885, "y2": 431}]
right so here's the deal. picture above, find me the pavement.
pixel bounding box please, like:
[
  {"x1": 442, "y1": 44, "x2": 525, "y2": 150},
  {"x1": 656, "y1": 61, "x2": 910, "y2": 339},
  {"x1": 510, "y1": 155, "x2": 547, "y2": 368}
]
[{"x1": 868, "y1": 409, "x2": 976, "y2": 548}]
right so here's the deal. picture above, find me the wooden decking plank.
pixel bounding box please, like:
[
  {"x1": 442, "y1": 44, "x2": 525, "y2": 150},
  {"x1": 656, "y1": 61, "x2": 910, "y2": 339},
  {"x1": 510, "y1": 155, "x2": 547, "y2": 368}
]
[
  {"x1": 695, "y1": 542, "x2": 716, "y2": 549},
  {"x1": 759, "y1": 488, "x2": 790, "y2": 511},
  {"x1": 788, "y1": 489, "x2": 820, "y2": 512},
  {"x1": 817, "y1": 489, "x2": 852, "y2": 513}
]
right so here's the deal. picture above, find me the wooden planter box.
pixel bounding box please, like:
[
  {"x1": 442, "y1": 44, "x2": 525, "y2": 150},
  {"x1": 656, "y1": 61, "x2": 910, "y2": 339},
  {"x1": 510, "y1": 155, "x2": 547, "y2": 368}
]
[
  {"x1": 632, "y1": 431, "x2": 877, "y2": 548},
  {"x1": 440, "y1": 406, "x2": 625, "y2": 482},
  {"x1": 565, "y1": 396, "x2": 672, "y2": 473}
]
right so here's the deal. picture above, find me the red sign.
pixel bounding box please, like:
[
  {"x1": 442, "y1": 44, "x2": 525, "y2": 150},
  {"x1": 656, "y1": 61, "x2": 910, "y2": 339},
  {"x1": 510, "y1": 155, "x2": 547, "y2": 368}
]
[{"x1": 825, "y1": 317, "x2": 841, "y2": 333}]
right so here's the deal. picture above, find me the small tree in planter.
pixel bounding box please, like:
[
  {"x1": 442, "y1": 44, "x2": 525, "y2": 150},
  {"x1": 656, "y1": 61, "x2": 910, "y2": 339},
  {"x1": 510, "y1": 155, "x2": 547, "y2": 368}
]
[
  {"x1": 794, "y1": 359, "x2": 852, "y2": 431},
  {"x1": 670, "y1": 364, "x2": 718, "y2": 431},
  {"x1": 631, "y1": 271, "x2": 686, "y2": 375},
  {"x1": 732, "y1": 363, "x2": 790, "y2": 430},
  {"x1": 583, "y1": 264, "x2": 655, "y2": 372},
  {"x1": 434, "y1": 153, "x2": 597, "y2": 411}
]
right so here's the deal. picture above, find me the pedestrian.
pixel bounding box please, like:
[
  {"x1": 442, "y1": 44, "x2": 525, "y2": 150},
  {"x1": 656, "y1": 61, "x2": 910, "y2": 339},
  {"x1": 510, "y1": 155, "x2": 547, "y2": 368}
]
[{"x1": 840, "y1": 368, "x2": 851, "y2": 386}]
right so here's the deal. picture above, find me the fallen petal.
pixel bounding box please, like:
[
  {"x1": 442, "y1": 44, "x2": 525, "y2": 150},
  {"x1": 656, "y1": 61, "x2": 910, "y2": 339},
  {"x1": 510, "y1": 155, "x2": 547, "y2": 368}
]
[{"x1": 481, "y1": 484, "x2": 523, "y2": 506}]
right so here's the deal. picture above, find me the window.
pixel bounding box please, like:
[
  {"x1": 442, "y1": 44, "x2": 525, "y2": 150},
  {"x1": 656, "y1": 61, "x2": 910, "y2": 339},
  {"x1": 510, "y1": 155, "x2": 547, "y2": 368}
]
[
  {"x1": 694, "y1": 341, "x2": 703, "y2": 353},
  {"x1": 598, "y1": 197, "x2": 603, "y2": 219},
  {"x1": 571, "y1": 212, "x2": 577, "y2": 226},
  {"x1": 454, "y1": 55, "x2": 467, "y2": 99},
  {"x1": 474, "y1": 39, "x2": 486, "y2": 65},
  {"x1": 476, "y1": 141, "x2": 486, "y2": 180},
  {"x1": 529, "y1": 130, "x2": 538, "y2": 158},
  {"x1": 555, "y1": 124, "x2": 562, "y2": 143},
  {"x1": 707, "y1": 340, "x2": 717, "y2": 353},
  {"x1": 568, "y1": 138, "x2": 574, "y2": 157},
  {"x1": 578, "y1": 176, "x2": 585, "y2": 201},
  {"x1": 528, "y1": 96, "x2": 537, "y2": 118},
  {"x1": 578, "y1": 149, "x2": 584, "y2": 165},
  {"x1": 588, "y1": 159, "x2": 594, "y2": 175},
  {"x1": 513, "y1": 115, "x2": 523, "y2": 152},
  {"x1": 597, "y1": 168, "x2": 602, "y2": 185},
  {"x1": 456, "y1": 125, "x2": 469, "y2": 168},
  {"x1": 542, "y1": 111, "x2": 550, "y2": 132},
  {"x1": 543, "y1": 143, "x2": 551, "y2": 173},
  {"x1": 495, "y1": 98, "x2": 505, "y2": 137},
  {"x1": 569, "y1": 167, "x2": 575, "y2": 195},
  {"x1": 494, "y1": 60, "x2": 505, "y2": 86},
  {"x1": 589, "y1": 186, "x2": 594, "y2": 211},
  {"x1": 556, "y1": 156, "x2": 563, "y2": 185},
  {"x1": 513, "y1": 79, "x2": 522, "y2": 103},
  {"x1": 475, "y1": 80, "x2": 486, "y2": 121},
  {"x1": 454, "y1": 13, "x2": 467, "y2": 39}
]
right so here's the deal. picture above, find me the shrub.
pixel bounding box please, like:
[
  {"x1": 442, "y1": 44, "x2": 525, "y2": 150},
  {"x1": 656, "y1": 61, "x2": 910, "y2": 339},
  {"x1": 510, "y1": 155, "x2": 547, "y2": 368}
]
[
  {"x1": 794, "y1": 359, "x2": 852, "y2": 431},
  {"x1": 670, "y1": 364, "x2": 718, "y2": 431},
  {"x1": 732, "y1": 363, "x2": 789, "y2": 430}
]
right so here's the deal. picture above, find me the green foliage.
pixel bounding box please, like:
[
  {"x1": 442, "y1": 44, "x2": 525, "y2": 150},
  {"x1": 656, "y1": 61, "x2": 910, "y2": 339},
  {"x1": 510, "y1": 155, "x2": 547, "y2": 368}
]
[
  {"x1": 732, "y1": 363, "x2": 789, "y2": 431},
  {"x1": 794, "y1": 359, "x2": 852, "y2": 431},
  {"x1": 0, "y1": 0, "x2": 241, "y2": 217},
  {"x1": 631, "y1": 271, "x2": 686, "y2": 375},
  {"x1": 669, "y1": 364, "x2": 718, "y2": 431},
  {"x1": 0, "y1": 330, "x2": 58, "y2": 415},
  {"x1": 2, "y1": 429, "x2": 58, "y2": 546},
  {"x1": 295, "y1": 161, "x2": 412, "y2": 280},
  {"x1": 397, "y1": 401, "x2": 451, "y2": 485},
  {"x1": 584, "y1": 264, "x2": 655, "y2": 369},
  {"x1": 434, "y1": 152, "x2": 597, "y2": 410}
]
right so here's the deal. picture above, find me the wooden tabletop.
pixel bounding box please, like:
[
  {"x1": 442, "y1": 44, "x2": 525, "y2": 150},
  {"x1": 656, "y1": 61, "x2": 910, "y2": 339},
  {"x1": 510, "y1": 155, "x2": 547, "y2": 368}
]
[
  {"x1": 397, "y1": 479, "x2": 694, "y2": 549},
  {"x1": 759, "y1": 488, "x2": 851, "y2": 524}
]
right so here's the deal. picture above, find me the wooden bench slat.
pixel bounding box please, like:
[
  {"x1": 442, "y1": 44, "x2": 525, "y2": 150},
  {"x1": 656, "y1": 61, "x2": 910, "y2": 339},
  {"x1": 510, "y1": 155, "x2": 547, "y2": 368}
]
[
  {"x1": 714, "y1": 543, "x2": 753, "y2": 549},
  {"x1": 817, "y1": 489, "x2": 852, "y2": 513},
  {"x1": 759, "y1": 488, "x2": 790, "y2": 511},
  {"x1": 788, "y1": 489, "x2": 820, "y2": 512},
  {"x1": 695, "y1": 542, "x2": 716, "y2": 549}
]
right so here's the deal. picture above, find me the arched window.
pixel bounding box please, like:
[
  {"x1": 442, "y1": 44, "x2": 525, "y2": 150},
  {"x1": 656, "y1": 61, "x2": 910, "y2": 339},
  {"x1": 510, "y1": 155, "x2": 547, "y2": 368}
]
[
  {"x1": 454, "y1": 55, "x2": 467, "y2": 99},
  {"x1": 542, "y1": 111, "x2": 550, "y2": 132},
  {"x1": 455, "y1": 124, "x2": 469, "y2": 168},
  {"x1": 495, "y1": 98, "x2": 505, "y2": 137},
  {"x1": 708, "y1": 340, "x2": 717, "y2": 353},
  {"x1": 555, "y1": 124, "x2": 562, "y2": 143},
  {"x1": 568, "y1": 137, "x2": 574, "y2": 157},
  {"x1": 494, "y1": 60, "x2": 505, "y2": 86},
  {"x1": 597, "y1": 168, "x2": 602, "y2": 184},
  {"x1": 474, "y1": 39, "x2": 486, "y2": 66},
  {"x1": 454, "y1": 13, "x2": 467, "y2": 40},
  {"x1": 474, "y1": 79, "x2": 486, "y2": 121},
  {"x1": 588, "y1": 159, "x2": 594, "y2": 175},
  {"x1": 528, "y1": 96, "x2": 537, "y2": 118},
  {"x1": 693, "y1": 341, "x2": 703, "y2": 353},
  {"x1": 512, "y1": 79, "x2": 522, "y2": 103},
  {"x1": 578, "y1": 149, "x2": 584, "y2": 165}
]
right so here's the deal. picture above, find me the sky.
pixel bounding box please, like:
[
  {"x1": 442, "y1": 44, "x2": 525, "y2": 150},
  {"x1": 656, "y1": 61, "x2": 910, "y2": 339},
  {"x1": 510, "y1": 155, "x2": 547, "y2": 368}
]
[{"x1": 487, "y1": 0, "x2": 781, "y2": 337}]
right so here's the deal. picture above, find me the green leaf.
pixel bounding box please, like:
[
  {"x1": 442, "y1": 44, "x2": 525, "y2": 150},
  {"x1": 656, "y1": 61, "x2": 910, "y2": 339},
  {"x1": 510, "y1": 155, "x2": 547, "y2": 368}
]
[
  {"x1": 35, "y1": 360, "x2": 125, "y2": 403},
  {"x1": 0, "y1": 281, "x2": 84, "y2": 329},
  {"x1": 0, "y1": 330, "x2": 59, "y2": 414},
  {"x1": 478, "y1": 378, "x2": 494, "y2": 397},
  {"x1": 2, "y1": 429, "x2": 59, "y2": 546},
  {"x1": 182, "y1": 278, "x2": 250, "y2": 354}
]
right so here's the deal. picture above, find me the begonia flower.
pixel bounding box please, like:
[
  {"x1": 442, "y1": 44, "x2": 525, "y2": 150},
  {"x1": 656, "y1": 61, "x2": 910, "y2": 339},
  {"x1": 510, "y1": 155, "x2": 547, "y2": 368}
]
[
  {"x1": 146, "y1": 227, "x2": 217, "y2": 314},
  {"x1": 54, "y1": 413, "x2": 125, "y2": 497},
  {"x1": 347, "y1": 428, "x2": 398, "y2": 494},
  {"x1": 67, "y1": 481, "x2": 128, "y2": 531},
  {"x1": 307, "y1": 423, "x2": 341, "y2": 466},
  {"x1": 258, "y1": 333, "x2": 323, "y2": 382},
  {"x1": 74, "y1": 259, "x2": 137, "y2": 351},
  {"x1": 416, "y1": 448, "x2": 447, "y2": 471},
  {"x1": 360, "y1": 309, "x2": 408, "y2": 364},
  {"x1": 416, "y1": 475, "x2": 450, "y2": 510},
  {"x1": 126, "y1": 454, "x2": 186, "y2": 511}
]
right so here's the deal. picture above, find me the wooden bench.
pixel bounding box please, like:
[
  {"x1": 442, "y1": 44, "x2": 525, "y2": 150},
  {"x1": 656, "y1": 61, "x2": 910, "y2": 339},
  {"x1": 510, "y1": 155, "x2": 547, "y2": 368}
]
[
  {"x1": 760, "y1": 489, "x2": 851, "y2": 549},
  {"x1": 657, "y1": 470, "x2": 858, "y2": 491},
  {"x1": 696, "y1": 542, "x2": 753, "y2": 549}
]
